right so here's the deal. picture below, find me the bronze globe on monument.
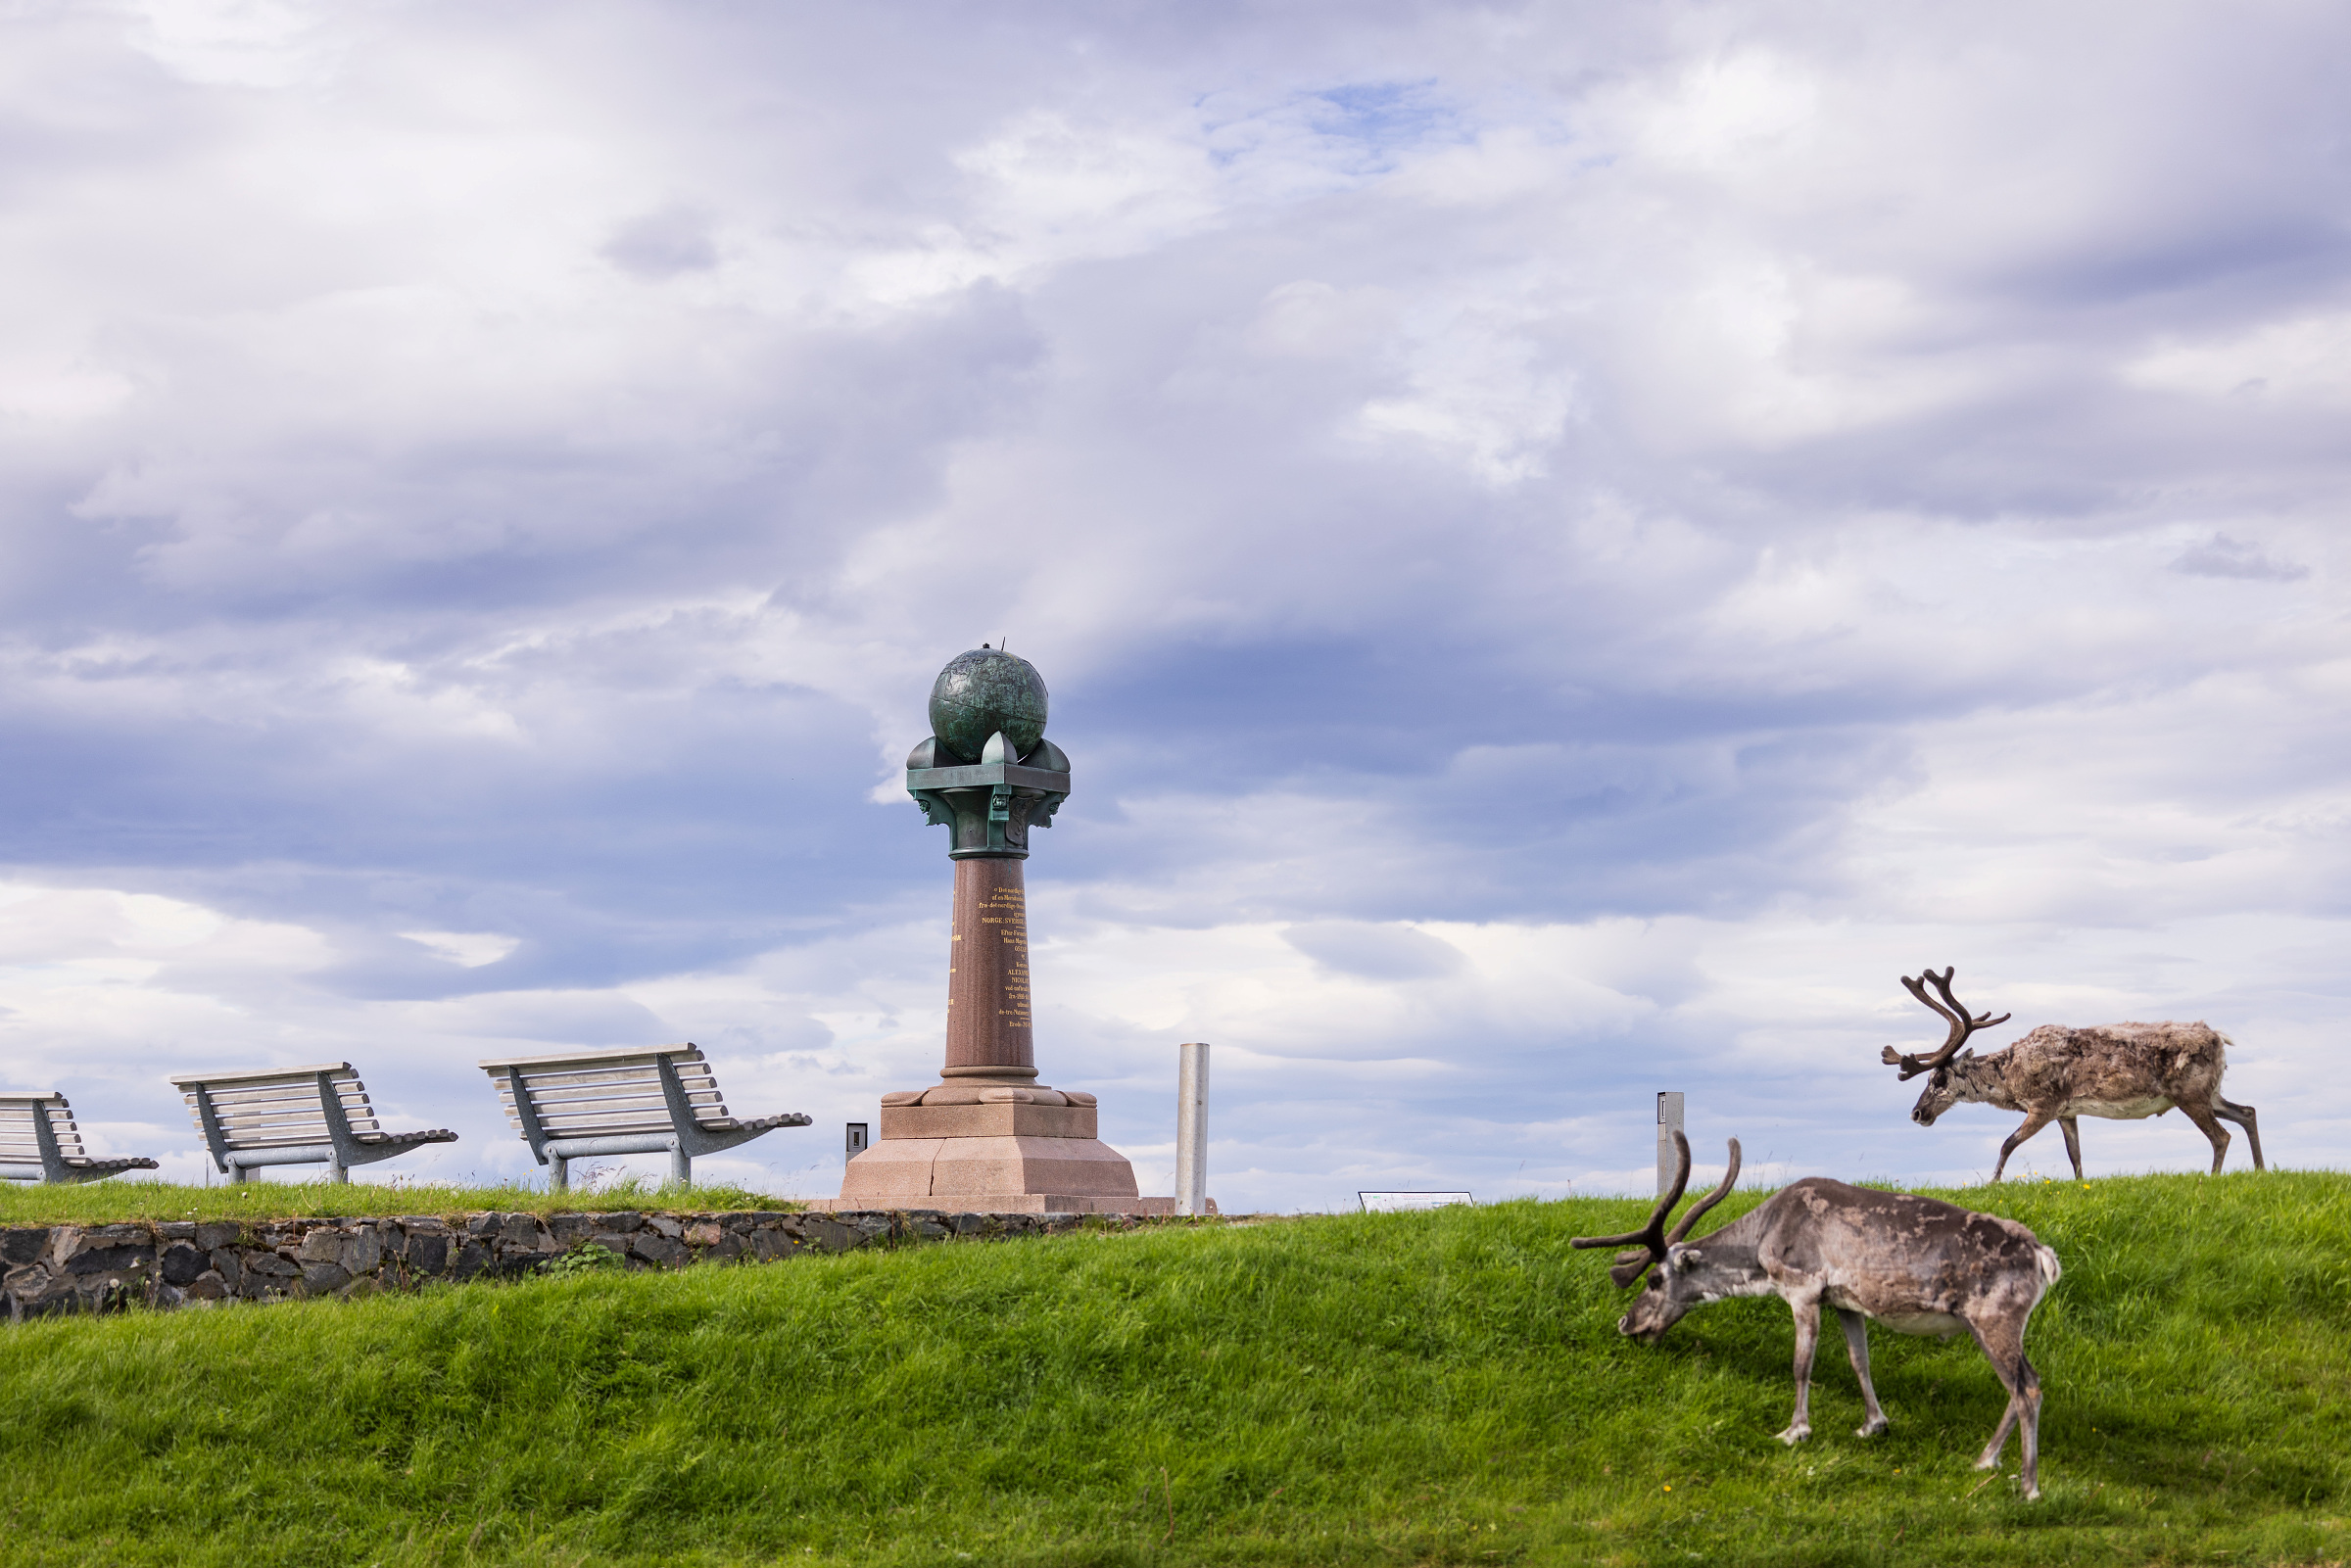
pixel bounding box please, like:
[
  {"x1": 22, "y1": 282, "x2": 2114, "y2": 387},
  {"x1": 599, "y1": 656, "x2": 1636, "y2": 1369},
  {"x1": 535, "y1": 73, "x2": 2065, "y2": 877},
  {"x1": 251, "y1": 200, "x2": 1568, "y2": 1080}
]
[{"x1": 824, "y1": 647, "x2": 1174, "y2": 1214}]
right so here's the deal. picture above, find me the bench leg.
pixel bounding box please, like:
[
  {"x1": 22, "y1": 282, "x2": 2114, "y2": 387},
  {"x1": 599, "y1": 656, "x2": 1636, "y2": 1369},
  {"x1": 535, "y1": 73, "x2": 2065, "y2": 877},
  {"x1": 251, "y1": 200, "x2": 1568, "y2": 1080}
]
[
  {"x1": 551, "y1": 1154, "x2": 569, "y2": 1193},
  {"x1": 326, "y1": 1159, "x2": 348, "y2": 1185},
  {"x1": 670, "y1": 1144, "x2": 691, "y2": 1188},
  {"x1": 226, "y1": 1162, "x2": 245, "y2": 1185}
]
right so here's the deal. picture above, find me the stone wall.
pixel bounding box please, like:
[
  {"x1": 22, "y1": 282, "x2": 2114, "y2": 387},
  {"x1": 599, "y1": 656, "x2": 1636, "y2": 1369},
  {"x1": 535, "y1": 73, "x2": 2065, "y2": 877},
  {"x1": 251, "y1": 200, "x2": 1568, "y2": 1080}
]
[{"x1": 3, "y1": 1208, "x2": 1128, "y2": 1321}]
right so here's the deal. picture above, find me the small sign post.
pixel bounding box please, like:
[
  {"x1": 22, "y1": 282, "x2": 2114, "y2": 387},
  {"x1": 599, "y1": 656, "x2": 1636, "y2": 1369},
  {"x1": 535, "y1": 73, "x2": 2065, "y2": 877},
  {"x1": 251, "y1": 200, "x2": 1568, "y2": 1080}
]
[
  {"x1": 1656, "y1": 1092, "x2": 1685, "y2": 1196},
  {"x1": 1175, "y1": 1042, "x2": 1210, "y2": 1215}
]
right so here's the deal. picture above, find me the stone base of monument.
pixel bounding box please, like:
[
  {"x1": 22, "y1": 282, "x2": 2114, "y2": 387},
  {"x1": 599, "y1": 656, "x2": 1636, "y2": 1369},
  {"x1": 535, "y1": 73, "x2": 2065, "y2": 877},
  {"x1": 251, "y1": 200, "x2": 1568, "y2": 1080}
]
[{"x1": 806, "y1": 1086, "x2": 1178, "y2": 1215}]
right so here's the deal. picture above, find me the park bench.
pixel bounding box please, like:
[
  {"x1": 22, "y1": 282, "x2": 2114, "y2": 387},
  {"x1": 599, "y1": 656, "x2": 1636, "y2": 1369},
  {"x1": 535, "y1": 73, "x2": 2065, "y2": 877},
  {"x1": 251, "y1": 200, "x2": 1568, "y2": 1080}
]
[
  {"x1": 173, "y1": 1063, "x2": 457, "y2": 1183},
  {"x1": 479, "y1": 1043, "x2": 810, "y2": 1190},
  {"x1": 0, "y1": 1092, "x2": 161, "y2": 1184}
]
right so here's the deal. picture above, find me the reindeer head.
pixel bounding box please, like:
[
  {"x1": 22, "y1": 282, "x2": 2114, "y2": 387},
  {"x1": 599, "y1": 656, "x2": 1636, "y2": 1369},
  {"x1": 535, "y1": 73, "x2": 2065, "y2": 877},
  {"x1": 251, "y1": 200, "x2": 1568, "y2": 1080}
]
[
  {"x1": 1570, "y1": 1132, "x2": 1742, "y2": 1344},
  {"x1": 1907, "y1": 1056, "x2": 1972, "y2": 1124},
  {"x1": 1881, "y1": 966, "x2": 2009, "y2": 1125}
]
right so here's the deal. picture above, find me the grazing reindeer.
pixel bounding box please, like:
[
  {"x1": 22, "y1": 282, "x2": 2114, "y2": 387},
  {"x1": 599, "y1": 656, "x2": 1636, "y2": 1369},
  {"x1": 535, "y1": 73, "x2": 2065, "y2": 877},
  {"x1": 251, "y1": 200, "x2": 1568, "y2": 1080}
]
[
  {"x1": 1882, "y1": 967, "x2": 2264, "y2": 1181},
  {"x1": 1573, "y1": 1133, "x2": 2061, "y2": 1499}
]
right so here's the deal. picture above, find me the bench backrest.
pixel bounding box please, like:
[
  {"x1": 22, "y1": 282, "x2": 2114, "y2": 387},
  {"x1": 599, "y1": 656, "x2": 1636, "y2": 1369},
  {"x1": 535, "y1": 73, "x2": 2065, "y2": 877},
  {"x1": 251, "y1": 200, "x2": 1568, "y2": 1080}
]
[
  {"x1": 170, "y1": 1064, "x2": 384, "y2": 1152},
  {"x1": 0, "y1": 1093, "x2": 84, "y2": 1166},
  {"x1": 482, "y1": 1045, "x2": 740, "y2": 1143}
]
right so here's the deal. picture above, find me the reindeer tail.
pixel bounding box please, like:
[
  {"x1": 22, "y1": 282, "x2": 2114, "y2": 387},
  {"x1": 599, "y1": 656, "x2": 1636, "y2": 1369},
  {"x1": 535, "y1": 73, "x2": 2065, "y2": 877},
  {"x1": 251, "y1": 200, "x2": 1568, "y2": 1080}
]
[{"x1": 2036, "y1": 1245, "x2": 2062, "y2": 1291}]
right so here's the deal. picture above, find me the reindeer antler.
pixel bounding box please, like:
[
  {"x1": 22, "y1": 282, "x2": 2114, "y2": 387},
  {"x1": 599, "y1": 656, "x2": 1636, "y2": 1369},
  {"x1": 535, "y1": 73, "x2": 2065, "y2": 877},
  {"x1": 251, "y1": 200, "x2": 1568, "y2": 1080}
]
[
  {"x1": 1881, "y1": 966, "x2": 2011, "y2": 1081},
  {"x1": 1667, "y1": 1136, "x2": 1742, "y2": 1246},
  {"x1": 1571, "y1": 1133, "x2": 1743, "y2": 1288}
]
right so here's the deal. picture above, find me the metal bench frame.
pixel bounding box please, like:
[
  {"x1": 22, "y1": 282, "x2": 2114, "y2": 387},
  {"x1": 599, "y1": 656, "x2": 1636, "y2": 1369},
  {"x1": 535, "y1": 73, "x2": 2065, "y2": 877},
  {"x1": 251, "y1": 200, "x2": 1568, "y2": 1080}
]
[
  {"x1": 0, "y1": 1092, "x2": 161, "y2": 1185},
  {"x1": 173, "y1": 1063, "x2": 457, "y2": 1183},
  {"x1": 480, "y1": 1044, "x2": 810, "y2": 1190}
]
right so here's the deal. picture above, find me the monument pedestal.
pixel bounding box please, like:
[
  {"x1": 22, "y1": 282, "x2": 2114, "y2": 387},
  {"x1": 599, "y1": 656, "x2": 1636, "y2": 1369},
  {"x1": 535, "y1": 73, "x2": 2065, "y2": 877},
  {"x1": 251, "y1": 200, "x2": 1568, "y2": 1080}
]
[
  {"x1": 813, "y1": 1086, "x2": 1175, "y2": 1215},
  {"x1": 822, "y1": 647, "x2": 1174, "y2": 1217}
]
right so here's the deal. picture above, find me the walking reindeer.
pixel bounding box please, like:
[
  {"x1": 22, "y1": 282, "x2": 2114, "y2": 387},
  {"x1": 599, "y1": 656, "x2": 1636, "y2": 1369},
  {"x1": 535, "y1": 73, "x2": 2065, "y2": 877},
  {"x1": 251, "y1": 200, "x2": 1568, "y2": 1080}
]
[
  {"x1": 1882, "y1": 967, "x2": 2263, "y2": 1181},
  {"x1": 1573, "y1": 1133, "x2": 2062, "y2": 1499}
]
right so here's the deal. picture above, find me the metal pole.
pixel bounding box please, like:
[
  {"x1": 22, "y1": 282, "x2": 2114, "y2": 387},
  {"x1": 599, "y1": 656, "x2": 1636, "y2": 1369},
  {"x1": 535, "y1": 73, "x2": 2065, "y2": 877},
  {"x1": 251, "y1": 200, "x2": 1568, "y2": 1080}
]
[
  {"x1": 1656, "y1": 1091, "x2": 1685, "y2": 1196},
  {"x1": 1176, "y1": 1042, "x2": 1210, "y2": 1215}
]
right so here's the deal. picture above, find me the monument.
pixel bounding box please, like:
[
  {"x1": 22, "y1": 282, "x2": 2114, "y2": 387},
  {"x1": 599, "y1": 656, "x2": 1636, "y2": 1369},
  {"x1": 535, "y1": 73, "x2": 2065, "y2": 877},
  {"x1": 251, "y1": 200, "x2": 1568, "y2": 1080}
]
[{"x1": 824, "y1": 646, "x2": 1174, "y2": 1214}]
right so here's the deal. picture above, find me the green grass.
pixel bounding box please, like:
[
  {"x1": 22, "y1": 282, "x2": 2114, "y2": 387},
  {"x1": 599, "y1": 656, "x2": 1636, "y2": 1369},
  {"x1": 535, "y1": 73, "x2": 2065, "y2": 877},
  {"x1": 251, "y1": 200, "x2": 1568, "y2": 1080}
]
[
  {"x1": 3, "y1": 1172, "x2": 2346, "y2": 1567},
  {"x1": 0, "y1": 1175, "x2": 787, "y2": 1225}
]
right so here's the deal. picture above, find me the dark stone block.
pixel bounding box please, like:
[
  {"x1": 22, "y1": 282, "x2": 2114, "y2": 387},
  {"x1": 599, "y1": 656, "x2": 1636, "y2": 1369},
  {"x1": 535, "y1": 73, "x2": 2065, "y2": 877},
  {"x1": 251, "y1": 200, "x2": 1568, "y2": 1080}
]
[
  {"x1": 209, "y1": 1250, "x2": 244, "y2": 1289},
  {"x1": 499, "y1": 1214, "x2": 544, "y2": 1249},
  {"x1": 548, "y1": 1214, "x2": 596, "y2": 1243},
  {"x1": 599, "y1": 1212, "x2": 646, "y2": 1233},
  {"x1": 244, "y1": 1252, "x2": 299, "y2": 1278},
  {"x1": 950, "y1": 1213, "x2": 987, "y2": 1235},
  {"x1": 643, "y1": 1215, "x2": 685, "y2": 1240},
  {"x1": 410, "y1": 1234, "x2": 450, "y2": 1274},
  {"x1": 704, "y1": 1234, "x2": 745, "y2": 1261},
  {"x1": 747, "y1": 1230, "x2": 797, "y2": 1261},
  {"x1": 631, "y1": 1234, "x2": 689, "y2": 1267},
  {"x1": 161, "y1": 1243, "x2": 207, "y2": 1287},
  {"x1": 800, "y1": 1218, "x2": 855, "y2": 1253},
  {"x1": 452, "y1": 1242, "x2": 492, "y2": 1281},
  {"x1": 303, "y1": 1262, "x2": 353, "y2": 1293},
  {"x1": 465, "y1": 1213, "x2": 502, "y2": 1238},
  {"x1": 65, "y1": 1244, "x2": 154, "y2": 1276},
  {"x1": 1, "y1": 1229, "x2": 47, "y2": 1266},
  {"x1": 25, "y1": 1282, "x2": 83, "y2": 1318},
  {"x1": 194, "y1": 1221, "x2": 243, "y2": 1251},
  {"x1": 156, "y1": 1221, "x2": 198, "y2": 1241}
]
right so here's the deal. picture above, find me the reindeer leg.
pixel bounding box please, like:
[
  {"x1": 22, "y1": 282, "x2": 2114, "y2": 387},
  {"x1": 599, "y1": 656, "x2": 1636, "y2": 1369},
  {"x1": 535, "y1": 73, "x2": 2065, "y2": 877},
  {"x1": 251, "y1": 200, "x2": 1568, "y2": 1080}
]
[
  {"x1": 2058, "y1": 1117, "x2": 2084, "y2": 1180},
  {"x1": 1991, "y1": 1112, "x2": 2055, "y2": 1182},
  {"x1": 2017, "y1": 1350, "x2": 2044, "y2": 1501},
  {"x1": 1778, "y1": 1293, "x2": 1819, "y2": 1446},
  {"x1": 2216, "y1": 1100, "x2": 2265, "y2": 1170},
  {"x1": 2179, "y1": 1101, "x2": 2231, "y2": 1173},
  {"x1": 1837, "y1": 1309, "x2": 1888, "y2": 1438},
  {"x1": 1966, "y1": 1316, "x2": 2044, "y2": 1500}
]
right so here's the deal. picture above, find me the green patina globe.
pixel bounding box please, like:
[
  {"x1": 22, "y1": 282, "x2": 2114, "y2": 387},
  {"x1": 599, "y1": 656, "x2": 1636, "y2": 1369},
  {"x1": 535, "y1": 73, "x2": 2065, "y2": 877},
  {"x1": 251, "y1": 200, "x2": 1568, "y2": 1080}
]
[{"x1": 928, "y1": 647, "x2": 1049, "y2": 762}]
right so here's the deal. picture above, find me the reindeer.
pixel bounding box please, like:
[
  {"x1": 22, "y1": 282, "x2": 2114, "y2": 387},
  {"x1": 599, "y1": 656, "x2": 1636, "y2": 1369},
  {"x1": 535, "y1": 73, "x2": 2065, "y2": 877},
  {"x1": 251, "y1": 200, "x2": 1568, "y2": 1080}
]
[
  {"x1": 1882, "y1": 967, "x2": 2264, "y2": 1181},
  {"x1": 1573, "y1": 1133, "x2": 2062, "y2": 1499}
]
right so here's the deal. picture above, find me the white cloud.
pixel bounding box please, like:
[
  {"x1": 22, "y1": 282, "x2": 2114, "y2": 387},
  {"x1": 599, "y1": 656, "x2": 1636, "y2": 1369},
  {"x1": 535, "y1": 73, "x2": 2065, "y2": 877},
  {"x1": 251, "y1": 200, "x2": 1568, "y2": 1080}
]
[
  {"x1": 4, "y1": 2, "x2": 2351, "y2": 1209},
  {"x1": 2123, "y1": 313, "x2": 2351, "y2": 405},
  {"x1": 401, "y1": 930, "x2": 520, "y2": 969}
]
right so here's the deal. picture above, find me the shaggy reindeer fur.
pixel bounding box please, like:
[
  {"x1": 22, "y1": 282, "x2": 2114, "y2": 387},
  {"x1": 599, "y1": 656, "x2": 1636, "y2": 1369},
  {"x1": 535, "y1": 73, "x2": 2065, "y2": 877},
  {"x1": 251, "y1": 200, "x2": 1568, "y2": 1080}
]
[
  {"x1": 1574, "y1": 1134, "x2": 2062, "y2": 1500},
  {"x1": 1883, "y1": 969, "x2": 2263, "y2": 1181}
]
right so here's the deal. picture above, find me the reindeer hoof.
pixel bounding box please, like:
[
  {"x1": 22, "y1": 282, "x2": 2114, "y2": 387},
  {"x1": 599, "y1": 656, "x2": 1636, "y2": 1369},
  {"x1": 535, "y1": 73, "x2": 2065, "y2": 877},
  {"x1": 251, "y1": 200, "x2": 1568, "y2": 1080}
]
[
  {"x1": 2022, "y1": 1483, "x2": 2041, "y2": 1502},
  {"x1": 1973, "y1": 1454, "x2": 1998, "y2": 1472},
  {"x1": 1777, "y1": 1425, "x2": 1810, "y2": 1447},
  {"x1": 1856, "y1": 1419, "x2": 1889, "y2": 1439}
]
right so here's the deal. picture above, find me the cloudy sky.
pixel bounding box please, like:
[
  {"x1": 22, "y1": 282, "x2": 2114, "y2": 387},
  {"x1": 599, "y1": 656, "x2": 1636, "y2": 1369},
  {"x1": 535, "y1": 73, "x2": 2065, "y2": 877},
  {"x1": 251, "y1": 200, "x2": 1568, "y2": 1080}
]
[{"x1": 3, "y1": 0, "x2": 2346, "y2": 1210}]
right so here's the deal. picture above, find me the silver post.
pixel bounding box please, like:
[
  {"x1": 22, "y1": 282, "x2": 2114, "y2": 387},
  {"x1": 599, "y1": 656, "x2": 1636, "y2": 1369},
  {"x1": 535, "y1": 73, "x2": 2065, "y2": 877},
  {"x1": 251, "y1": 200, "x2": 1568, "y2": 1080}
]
[
  {"x1": 1656, "y1": 1091, "x2": 1685, "y2": 1197},
  {"x1": 1176, "y1": 1042, "x2": 1210, "y2": 1215}
]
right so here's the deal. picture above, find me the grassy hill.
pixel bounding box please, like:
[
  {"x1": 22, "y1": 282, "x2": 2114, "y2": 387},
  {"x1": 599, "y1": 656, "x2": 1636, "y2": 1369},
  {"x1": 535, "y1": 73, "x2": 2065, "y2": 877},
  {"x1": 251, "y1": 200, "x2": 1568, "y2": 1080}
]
[{"x1": 2, "y1": 1172, "x2": 2346, "y2": 1567}]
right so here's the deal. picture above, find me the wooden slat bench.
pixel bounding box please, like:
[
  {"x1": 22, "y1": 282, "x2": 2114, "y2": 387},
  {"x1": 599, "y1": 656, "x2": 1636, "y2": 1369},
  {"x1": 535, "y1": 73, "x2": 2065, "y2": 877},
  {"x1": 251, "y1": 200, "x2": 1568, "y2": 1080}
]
[
  {"x1": 0, "y1": 1093, "x2": 161, "y2": 1185},
  {"x1": 172, "y1": 1063, "x2": 457, "y2": 1183},
  {"x1": 479, "y1": 1044, "x2": 810, "y2": 1190}
]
